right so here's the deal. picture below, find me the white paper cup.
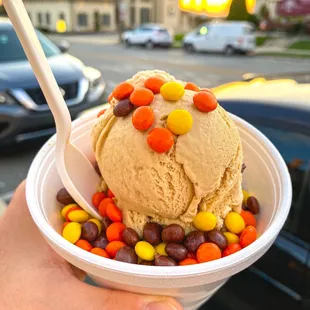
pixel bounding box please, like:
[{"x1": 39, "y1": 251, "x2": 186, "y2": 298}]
[{"x1": 26, "y1": 110, "x2": 292, "y2": 310}]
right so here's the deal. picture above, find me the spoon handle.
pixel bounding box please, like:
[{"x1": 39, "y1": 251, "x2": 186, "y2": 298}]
[{"x1": 3, "y1": 0, "x2": 72, "y2": 134}]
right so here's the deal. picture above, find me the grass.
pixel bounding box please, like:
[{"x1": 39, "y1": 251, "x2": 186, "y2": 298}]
[
  {"x1": 172, "y1": 41, "x2": 182, "y2": 48},
  {"x1": 289, "y1": 40, "x2": 310, "y2": 50},
  {"x1": 256, "y1": 36, "x2": 269, "y2": 47}
]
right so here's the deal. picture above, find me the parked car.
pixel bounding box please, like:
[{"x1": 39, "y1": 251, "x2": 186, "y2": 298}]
[
  {"x1": 200, "y1": 73, "x2": 310, "y2": 310},
  {"x1": 183, "y1": 21, "x2": 256, "y2": 55},
  {"x1": 122, "y1": 24, "x2": 173, "y2": 49},
  {"x1": 0, "y1": 17, "x2": 106, "y2": 146}
]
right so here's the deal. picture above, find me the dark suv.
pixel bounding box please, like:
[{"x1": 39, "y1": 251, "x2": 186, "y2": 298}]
[{"x1": 201, "y1": 75, "x2": 310, "y2": 310}]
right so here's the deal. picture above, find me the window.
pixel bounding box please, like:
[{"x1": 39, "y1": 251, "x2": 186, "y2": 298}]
[
  {"x1": 46, "y1": 12, "x2": 51, "y2": 25},
  {"x1": 102, "y1": 14, "x2": 111, "y2": 26},
  {"x1": 77, "y1": 13, "x2": 88, "y2": 26},
  {"x1": 140, "y1": 8, "x2": 150, "y2": 24},
  {"x1": 37, "y1": 12, "x2": 42, "y2": 25},
  {"x1": 255, "y1": 126, "x2": 310, "y2": 243},
  {"x1": 59, "y1": 12, "x2": 65, "y2": 20}
]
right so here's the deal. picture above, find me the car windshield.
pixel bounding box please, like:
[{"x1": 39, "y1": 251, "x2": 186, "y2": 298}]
[{"x1": 0, "y1": 27, "x2": 60, "y2": 63}]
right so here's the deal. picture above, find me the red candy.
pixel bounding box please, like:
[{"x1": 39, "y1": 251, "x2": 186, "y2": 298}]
[
  {"x1": 75, "y1": 239, "x2": 92, "y2": 252},
  {"x1": 92, "y1": 192, "x2": 106, "y2": 209},
  {"x1": 197, "y1": 243, "x2": 221, "y2": 263},
  {"x1": 106, "y1": 222, "x2": 126, "y2": 242},
  {"x1": 105, "y1": 241, "x2": 126, "y2": 258},
  {"x1": 222, "y1": 243, "x2": 242, "y2": 257},
  {"x1": 106, "y1": 203, "x2": 123, "y2": 222},
  {"x1": 179, "y1": 258, "x2": 198, "y2": 266},
  {"x1": 132, "y1": 106, "x2": 155, "y2": 131},
  {"x1": 240, "y1": 210, "x2": 256, "y2": 227},
  {"x1": 113, "y1": 82, "x2": 134, "y2": 100},
  {"x1": 107, "y1": 189, "x2": 115, "y2": 198},
  {"x1": 130, "y1": 88, "x2": 154, "y2": 107},
  {"x1": 98, "y1": 198, "x2": 113, "y2": 217},
  {"x1": 91, "y1": 247, "x2": 110, "y2": 258},
  {"x1": 193, "y1": 91, "x2": 217, "y2": 113},
  {"x1": 185, "y1": 82, "x2": 199, "y2": 92},
  {"x1": 240, "y1": 226, "x2": 257, "y2": 248},
  {"x1": 147, "y1": 128, "x2": 174, "y2": 153},
  {"x1": 97, "y1": 109, "x2": 106, "y2": 118}
]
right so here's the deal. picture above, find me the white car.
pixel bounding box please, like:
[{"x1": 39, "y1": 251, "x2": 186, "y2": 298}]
[
  {"x1": 123, "y1": 24, "x2": 173, "y2": 49},
  {"x1": 183, "y1": 21, "x2": 256, "y2": 55}
]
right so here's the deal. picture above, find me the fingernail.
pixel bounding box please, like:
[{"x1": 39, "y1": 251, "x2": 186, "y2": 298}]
[{"x1": 146, "y1": 301, "x2": 180, "y2": 310}]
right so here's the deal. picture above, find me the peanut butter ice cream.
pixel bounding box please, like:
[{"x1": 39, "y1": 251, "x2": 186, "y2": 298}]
[{"x1": 92, "y1": 70, "x2": 243, "y2": 236}]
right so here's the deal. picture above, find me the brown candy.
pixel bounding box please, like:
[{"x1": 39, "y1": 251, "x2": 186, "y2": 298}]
[
  {"x1": 81, "y1": 221, "x2": 98, "y2": 242},
  {"x1": 247, "y1": 196, "x2": 260, "y2": 214},
  {"x1": 241, "y1": 163, "x2": 246, "y2": 173},
  {"x1": 56, "y1": 188, "x2": 75, "y2": 205},
  {"x1": 123, "y1": 228, "x2": 140, "y2": 247},
  {"x1": 115, "y1": 246, "x2": 138, "y2": 264},
  {"x1": 242, "y1": 202, "x2": 248, "y2": 211},
  {"x1": 154, "y1": 254, "x2": 177, "y2": 266},
  {"x1": 161, "y1": 224, "x2": 185, "y2": 244},
  {"x1": 205, "y1": 229, "x2": 227, "y2": 250},
  {"x1": 140, "y1": 260, "x2": 154, "y2": 266},
  {"x1": 165, "y1": 243, "x2": 188, "y2": 261},
  {"x1": 113, "y1": 99, "x2": 134, "y2": 117},
  {"x1": 143, "y1": 222, "x2": 162, "y2": 246},
  {"x1": 101, "y1": 217, "x2": 112, "y2": 233},
  {"x1": 184, "y1": 231, "x2": 206, "y2": 252},
  {"x1": 92, "y1": 235, "x2": 109, "y2": 250}
]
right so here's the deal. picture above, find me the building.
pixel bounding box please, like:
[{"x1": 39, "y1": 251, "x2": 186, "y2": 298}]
[
  {"x1": 24, "y1": 0, "x2": 195, "y2": 33},
  {"x1": 255, "y1": 0, "x2": 280, "y2": 19}
]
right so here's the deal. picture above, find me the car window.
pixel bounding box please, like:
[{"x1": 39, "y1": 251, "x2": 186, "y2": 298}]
[
  {"x1": 243, "y1": 25, "x2": 255, "y2": 34},
  {"x1": 255, "y1": 126, "x2": 310, "y2": 244},
  {"x1": 0, "y1": 28, "x2": 60, "y2": 63}
]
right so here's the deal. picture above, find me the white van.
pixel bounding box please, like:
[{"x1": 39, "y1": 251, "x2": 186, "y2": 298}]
[{"x1": 182, "y1": 21, "x2": 256, "y2": 55}]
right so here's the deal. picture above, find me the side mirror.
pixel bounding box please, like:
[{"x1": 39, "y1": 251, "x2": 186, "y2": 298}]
[{"x1": 58, "y1": 40, "x2": 70, "y2": 53}]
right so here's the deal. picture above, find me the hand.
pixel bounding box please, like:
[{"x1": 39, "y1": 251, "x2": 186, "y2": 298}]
[{"x1": 0, "y1": 181, "x2": 183, "y2": 310}]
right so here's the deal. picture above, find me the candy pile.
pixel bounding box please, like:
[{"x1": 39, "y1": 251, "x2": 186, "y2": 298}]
[
  {"x1": 56, "y1": 187, "x2": 260, "y2": 266},
  {"x1": 97, "y1": 78, "x2": 217, "y2": 154}
]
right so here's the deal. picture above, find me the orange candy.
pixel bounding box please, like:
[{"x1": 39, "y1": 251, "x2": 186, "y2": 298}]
[
  {"x1": 97, "y1": 109, "x2": 106, "y2": 118},
  {"x1": 193, "y1": 92, "x2": 217, "y2": 113},
  {"x1": 240, "y1": 226, "x2": 257, "y2": 248},
  {"x1": 222, "y1": 243, "x2": 242, "y2": 257},
  {"x1": 75, "y1": 239, "x2": 93, "y2": 252},
  {"x1": 65, "y1": 206, "x2": 82, "y2": 222},
  {"x1": 108, "y1": 92, "x2": 114, "y2": 102},
  {"x1": 107, "y1": 189, "x2": 115, "y2": 199},
  {"x1": 147, "y1": 128, "x2": 174, "y2": 153},
  {"x1": 144, "y1": 76, "x2": 166, "y2": 94},
  {"x1": 130, "y1": 88, "x2": 154, "y2": 107},
  {"x1": 179, "y1": 258, "x2": 198, "y2": 266},
  {"x1": 91, "y1": 247, "x2": 110, "y2": 258},
  {"x1": 92, "y1": 192, "x2": 106, "y2": 209},
  {"x1": 98, "y1": 198, "x2": 113, "y2": 217},
  {"x1": 113, "y1": 82, "x2": 134, "y2": 100},
  {"x1": 240, "y1": 210, "x2": 256, "y2": 227},
  {"x1": 185, "y1": 82, "x2": 200, "y2": 92},
  {"x1": 132, "y1": 106, "x2": 155, "y2": 131},
  {"x1": 106, "y1": 203, "x2": 123, "y2": 222},
  {"x1": 106, "y1": 222, "x2": 126, "y2": 242},
  {"x1": 197, "y1": 243, "x2": 221, "y2": 263},
  {"x1": 105, "y1": 241, "x2": 126, "y2": 258}
]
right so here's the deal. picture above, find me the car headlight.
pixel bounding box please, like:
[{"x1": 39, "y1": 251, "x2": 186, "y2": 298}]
[
  {"x1": 0, "y1": 91, "x2": 17, "y2": 105},
  {"x1": 83, "y1": 67, "x2": 103, "y2": 90}
]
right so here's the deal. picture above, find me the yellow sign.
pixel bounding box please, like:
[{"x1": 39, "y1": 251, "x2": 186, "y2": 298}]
[
  {"x1": 179, "y1": 0, "x2": 256, "y2": 18},
  {"x1": 56, "y1": 19, "x2": 67, "y2": 33}
]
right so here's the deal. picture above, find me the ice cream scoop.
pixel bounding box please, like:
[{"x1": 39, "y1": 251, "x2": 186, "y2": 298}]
[{"x1": 92, "y1": 70, "x2": 243, "y2": 235}]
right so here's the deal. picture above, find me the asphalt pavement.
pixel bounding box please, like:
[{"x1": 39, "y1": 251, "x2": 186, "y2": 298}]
[{"x1": 2, "y1": 35, "x2": 310, "y2": 200}]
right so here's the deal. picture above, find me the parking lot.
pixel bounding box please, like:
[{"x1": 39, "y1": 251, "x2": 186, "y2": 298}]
[{"x1": 2, "y1": 34, "x2": 310, "y2": 200}]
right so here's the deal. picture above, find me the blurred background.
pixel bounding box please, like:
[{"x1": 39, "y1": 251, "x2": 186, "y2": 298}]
[{"x1": 0, "y1": 1, "x2": 310, "y2": 309}]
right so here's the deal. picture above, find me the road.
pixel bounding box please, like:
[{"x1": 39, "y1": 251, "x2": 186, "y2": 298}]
[{"x1": 2, "y1": 34, "x2": 310, "y2": 199}]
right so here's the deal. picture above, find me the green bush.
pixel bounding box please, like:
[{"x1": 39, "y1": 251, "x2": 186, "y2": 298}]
[
  {"x1": 289, "y1": 40, "x2": 310, "y2": 50},
  {"x1": 256, "y1": 36, "x2": 268, "y2": 46},
  {"x1": 174, "y1": 33, "x2": 185, "y2": 42}
]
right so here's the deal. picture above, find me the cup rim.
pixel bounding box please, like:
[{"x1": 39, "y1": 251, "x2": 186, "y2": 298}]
[{"x1": 26, "y1": 110, "x2": 292, "y2": 278}]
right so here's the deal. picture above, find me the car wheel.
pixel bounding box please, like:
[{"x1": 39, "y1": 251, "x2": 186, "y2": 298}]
[
  {"x1": 224, "y1": 45, "x2": 235, "y2": 56},
  {"x1": 145, "y1": 40, "x2": 154, "y2": 49},
  {"x1": 185, "y1": 44, "x2": 195, "y2": 53},
  {"x1": 125, "y1": 39, "x2": 131, "y2": 48}
]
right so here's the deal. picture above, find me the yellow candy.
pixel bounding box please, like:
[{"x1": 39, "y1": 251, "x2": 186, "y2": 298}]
[
  {"x1": 160, "y1": 82, "x2": 185, "y2": 101},
  {"x1": 155, "y1": 243, "x2": 167, "y2": 256},
  {"x1": 88, "y1": 218, "x2": 102, "y2": 235},
  {"x1": 243, "y1": 190, "x2": 250, "y2": 204},
  {"x1": 167, "y1": 109, "x2": 193, "y2": 135},
  {"x1": 68, "y1": 210, "x2": 89, "y2": 223},
  {"x1": 223, "y1": 232, "x2": 239, "y2": 245},
  {"x1": 225, "y1": 212, "x2": 245, "y2": 234},
  {"x1": 193, "y1": 212, "x2": 217, "y2": 232},
  {"x1": 61, "y1": 204, "x2": 78, "y2": 219},
  {"x1": 62, "y1": 222, "x2": 81, "y2": 243},
  {"x1": 135, "y1": 241, "x2": 155, "y2": 261}
]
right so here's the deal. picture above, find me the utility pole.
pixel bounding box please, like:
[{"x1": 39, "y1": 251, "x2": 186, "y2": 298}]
[{"x1": 115, "y1": 0, "x2": 123, "y2": 42}]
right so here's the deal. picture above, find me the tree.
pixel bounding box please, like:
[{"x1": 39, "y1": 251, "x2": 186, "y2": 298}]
[
  {"x1": 227, "y1": 0, "x2": 250, "y2": 21},
  {"x1": 259, "y1": 4, "x2": 270, "y2": 20}
]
